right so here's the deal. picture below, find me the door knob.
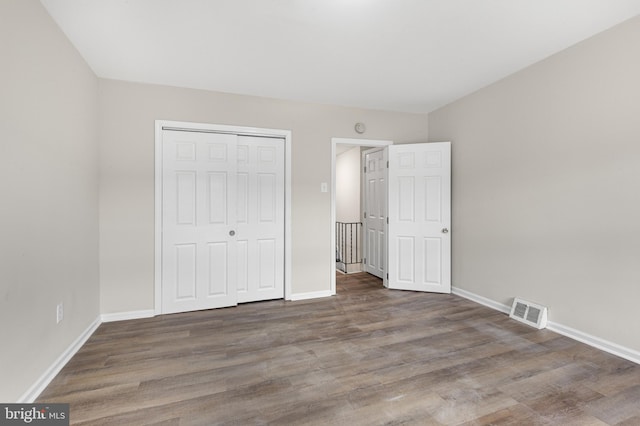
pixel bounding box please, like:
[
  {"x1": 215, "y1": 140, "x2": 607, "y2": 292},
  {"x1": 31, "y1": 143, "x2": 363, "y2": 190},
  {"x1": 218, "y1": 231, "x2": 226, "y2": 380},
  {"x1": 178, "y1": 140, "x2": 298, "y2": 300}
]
[
  {"x1": 442, "y1": 228, "x2": 449, "y2": 234},
  {"x1": 229, "y1": 230, "x2": 236, "y2": 236}
]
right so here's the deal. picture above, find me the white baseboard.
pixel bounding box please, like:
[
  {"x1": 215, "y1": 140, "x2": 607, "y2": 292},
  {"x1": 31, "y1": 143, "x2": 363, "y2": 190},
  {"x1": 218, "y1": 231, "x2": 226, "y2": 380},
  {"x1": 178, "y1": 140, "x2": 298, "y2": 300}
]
[
  {"x1": 547, "y1": 321, "x2": 640, "y2": 365},
  {"x1": 289, "y1": 290, "x2": 334, "y2": 301},
  {"x1": 452, "y1": 286, "x2": 510, "y2": 314},
  {"x1": 452, "y1": 286, "x2": 640, "y2": 365},
  {"x1": 101, "y1": 309, "x2": 155, "y2": 323},
  {"x1": 18, "y1": 316, "x2": 101, "y2": 403},
  {"x1": 19, "y1": 310, "x2": 156, "y2": 402}
]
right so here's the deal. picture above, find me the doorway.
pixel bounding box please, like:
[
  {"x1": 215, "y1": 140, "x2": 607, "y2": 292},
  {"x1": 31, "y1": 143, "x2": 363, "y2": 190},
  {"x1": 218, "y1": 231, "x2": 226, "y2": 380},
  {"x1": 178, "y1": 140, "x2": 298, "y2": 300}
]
[
  {"x1": 331, "y1": 139, "x2": 452, "y2": 296},
  {"x1": 331, "y1": 138, "x2": 392, "y2": 295},
  {"x1": 335, "y1": 145, "x2": 364, "y2": 274}
]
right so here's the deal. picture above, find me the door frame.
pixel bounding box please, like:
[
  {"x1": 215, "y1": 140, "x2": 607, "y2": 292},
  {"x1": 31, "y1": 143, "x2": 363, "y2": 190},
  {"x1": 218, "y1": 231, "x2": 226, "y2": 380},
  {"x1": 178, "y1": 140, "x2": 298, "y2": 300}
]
[
  {"x1": 154, "y1": 120, "x2": 293, "y2": 315},
  {"x1": 330, "y1": 137, "x2": 392, "y2": 295}
]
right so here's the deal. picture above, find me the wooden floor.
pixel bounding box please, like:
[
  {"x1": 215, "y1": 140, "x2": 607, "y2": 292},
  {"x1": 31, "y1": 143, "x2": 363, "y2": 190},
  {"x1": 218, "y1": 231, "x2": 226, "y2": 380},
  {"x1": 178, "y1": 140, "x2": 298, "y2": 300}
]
[{"x1": 39, "y1": 273, "x2": 640, "y2": 425}]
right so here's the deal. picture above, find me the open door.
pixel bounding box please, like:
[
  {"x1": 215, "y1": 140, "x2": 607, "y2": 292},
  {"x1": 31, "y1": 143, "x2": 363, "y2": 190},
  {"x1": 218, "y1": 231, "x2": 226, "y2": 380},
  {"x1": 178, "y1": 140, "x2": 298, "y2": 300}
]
[
  {"x1": 362, "y1": 147, "x2": 387, "y2": 282},
  {"x1": 387, "y1": 142, "x2": 451, "y2": 293}
]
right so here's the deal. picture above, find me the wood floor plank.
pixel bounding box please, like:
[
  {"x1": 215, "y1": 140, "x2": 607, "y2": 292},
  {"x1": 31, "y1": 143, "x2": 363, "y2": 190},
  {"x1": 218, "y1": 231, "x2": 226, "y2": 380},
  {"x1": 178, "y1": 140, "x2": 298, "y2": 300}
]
[{"x1": 37, "y1": 272, "x2": 640, "y2": 425}]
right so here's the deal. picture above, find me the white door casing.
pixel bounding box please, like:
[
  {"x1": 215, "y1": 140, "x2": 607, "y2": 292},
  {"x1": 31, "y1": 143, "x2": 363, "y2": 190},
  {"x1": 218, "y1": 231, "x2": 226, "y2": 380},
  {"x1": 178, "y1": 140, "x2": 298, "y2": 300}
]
[
  {"x1": 362, "y1": 148, "x2": 387, "y2": 280},
  {"x1": 387, "y1": 142, "x2": 451, "y2": 293},
  {"x1": 156, "y1": 121, "x2": 290, "y2": 314}
]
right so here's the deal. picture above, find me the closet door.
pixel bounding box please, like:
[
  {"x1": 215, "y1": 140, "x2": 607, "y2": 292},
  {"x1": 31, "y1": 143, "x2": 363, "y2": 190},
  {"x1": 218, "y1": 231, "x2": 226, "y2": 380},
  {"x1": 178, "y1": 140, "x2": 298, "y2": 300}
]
[
  {"x1": 161, "y1": 130, "x2": 285, "y2": 314},
  {"x1": 162, "y1": 131, "x2": 238, "y2": 313},
  {"x1": 236, "y1": 136, "x2": 285, "y2": 303}
]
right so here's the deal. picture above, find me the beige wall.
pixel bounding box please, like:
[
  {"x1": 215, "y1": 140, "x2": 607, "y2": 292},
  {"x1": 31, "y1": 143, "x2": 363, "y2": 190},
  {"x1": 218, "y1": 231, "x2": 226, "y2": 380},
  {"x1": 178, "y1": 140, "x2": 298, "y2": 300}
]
[
  {"x1": 336, "y1": 147, "x2": 362, "y2": 223},
  {"x1": 98, "y1": 80, "x2": 428, "y2": 312},
  {"x1": 0, "y1": 0, "x2": 100, "y2": 401},
  {"x1": 429, "y1": 16, "x2": 640, "y2": 352}
]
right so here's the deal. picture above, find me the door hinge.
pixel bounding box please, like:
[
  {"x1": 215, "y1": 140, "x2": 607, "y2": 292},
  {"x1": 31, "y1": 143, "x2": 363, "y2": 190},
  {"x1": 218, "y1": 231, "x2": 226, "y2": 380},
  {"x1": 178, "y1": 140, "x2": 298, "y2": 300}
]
[
  {"x1": 364, "y1": 166, "x2": 367, "y2": 173},
  {"x1": 386, "y1": 217, "x2": 389, "y2": 224},
  {"x1": 364, "y1": 258, "x2": 367, "y2": 265},
  {"x1": 364, "y1": 212, "x2": 367, "y2": 219},
  {"x1": 387, "y1": 161, "x2": 389, "y2": 168},
  {"x1": 386, "y1": 273, "x2": 389, "y2": 279}
]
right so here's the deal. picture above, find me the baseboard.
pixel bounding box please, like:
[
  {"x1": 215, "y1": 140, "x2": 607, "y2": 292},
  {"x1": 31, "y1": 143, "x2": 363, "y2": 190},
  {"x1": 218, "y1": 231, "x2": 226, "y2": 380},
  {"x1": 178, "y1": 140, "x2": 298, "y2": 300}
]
[
  {"x1": 452, "y1": 286, "x2": 510, "y2": 314},
  {"x1": 289, "y1": 290, "x2": 334, "y2": 301},
  {"x1": 547, "y1": 321, "x2": 640, "y2": 365},
  {"x1": 451, "y1": 286, "x2": 640, "y2": 365},
  {"x1": 101, "y1": 309, "x2": 155, "y2": 323},
  {"x1": 18, "y1": 316, "x2": 101, "y2": 403},
  {"x1": 19, "y1": 310, "x2": 156, "y2": 402}
]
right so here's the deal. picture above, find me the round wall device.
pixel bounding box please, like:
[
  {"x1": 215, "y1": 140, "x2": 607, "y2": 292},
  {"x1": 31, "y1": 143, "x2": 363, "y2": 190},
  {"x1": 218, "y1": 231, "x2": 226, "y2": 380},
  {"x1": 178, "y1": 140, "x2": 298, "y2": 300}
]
[{"x1": 354, "y1": 122, "x2": 366, "y2": 134}]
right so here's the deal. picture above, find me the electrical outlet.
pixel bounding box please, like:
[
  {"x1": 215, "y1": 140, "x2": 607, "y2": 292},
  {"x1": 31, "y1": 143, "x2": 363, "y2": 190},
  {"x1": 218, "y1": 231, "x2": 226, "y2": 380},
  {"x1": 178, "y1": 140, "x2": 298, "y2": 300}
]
[{"x1": 56, "y1": 302, "x2": 63, "y2": 324}]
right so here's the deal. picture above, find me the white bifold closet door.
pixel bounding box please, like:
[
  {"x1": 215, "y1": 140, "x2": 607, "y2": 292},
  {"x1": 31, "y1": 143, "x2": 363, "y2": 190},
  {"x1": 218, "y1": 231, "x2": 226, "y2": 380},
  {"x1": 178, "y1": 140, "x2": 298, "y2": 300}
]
[{"x1": 161, "y1": 130, "x2": 284, "y2": 314}]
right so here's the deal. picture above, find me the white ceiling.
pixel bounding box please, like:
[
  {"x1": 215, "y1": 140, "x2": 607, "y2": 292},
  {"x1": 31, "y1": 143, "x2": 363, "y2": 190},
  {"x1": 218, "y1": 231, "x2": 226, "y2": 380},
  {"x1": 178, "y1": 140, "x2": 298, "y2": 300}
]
[{"x1": 40, "y1": 0, "x2": 640, "y2": 113}]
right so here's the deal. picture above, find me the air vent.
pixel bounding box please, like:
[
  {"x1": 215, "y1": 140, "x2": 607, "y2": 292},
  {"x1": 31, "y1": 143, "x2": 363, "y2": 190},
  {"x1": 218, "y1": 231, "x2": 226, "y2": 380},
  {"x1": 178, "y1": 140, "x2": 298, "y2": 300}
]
[{"x1": 509, "y1": 297, "x2": 548, "y2": 329}]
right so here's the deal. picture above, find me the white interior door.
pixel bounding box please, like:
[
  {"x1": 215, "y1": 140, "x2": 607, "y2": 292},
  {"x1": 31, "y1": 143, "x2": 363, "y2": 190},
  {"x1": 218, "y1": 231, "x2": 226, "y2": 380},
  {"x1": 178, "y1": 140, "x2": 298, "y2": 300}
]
[
  {"x1": 387, "y1": 142, "x2": 451, "y2": 293},
  {"x1": 362, "y1": 148, "x2": 387, "y2": 281},
  {"x1": 236, "y1": 136, "x2": 285, "y2": 303},
  {"x1": 162, "y1": 130, "x2": 238, "y2": 313},
  {"x1": 161, "y1": 130, "x2": 285, "y2": 314}
]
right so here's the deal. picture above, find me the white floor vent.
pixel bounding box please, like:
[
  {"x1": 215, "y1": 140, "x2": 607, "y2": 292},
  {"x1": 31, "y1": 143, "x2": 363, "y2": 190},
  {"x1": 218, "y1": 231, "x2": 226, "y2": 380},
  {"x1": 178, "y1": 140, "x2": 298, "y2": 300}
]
[{"x1": 509, "y1": 298, "x2": 548, "y2": 329}]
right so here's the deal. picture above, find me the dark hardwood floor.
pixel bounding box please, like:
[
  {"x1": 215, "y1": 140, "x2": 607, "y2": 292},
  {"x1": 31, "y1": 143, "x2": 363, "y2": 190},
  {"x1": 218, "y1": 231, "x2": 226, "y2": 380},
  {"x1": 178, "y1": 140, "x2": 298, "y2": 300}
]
[{"x1": 38, "y1": 272, "x2": 640, "y2": 425}]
